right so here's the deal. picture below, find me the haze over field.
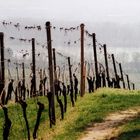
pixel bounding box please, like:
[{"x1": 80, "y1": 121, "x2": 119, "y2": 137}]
[{"x1": 0, "y1": 0, "x2": 140, "y2": 88}]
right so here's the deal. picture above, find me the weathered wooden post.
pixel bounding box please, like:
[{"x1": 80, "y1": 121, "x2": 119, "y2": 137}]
[
  {"x1": 52, "y1": 48, "x2": 57, "y2": 81},
  {"x1": 126, "y1": 74, "x2": 130, "y2": 90},
  {"x1": 22, "y1": 62, "x2": 26, "y2": 100},
  {"x1": 39, "y1": 69, "x2": 43, "y2": 96},
  {"x1": 22, "y1": 63, "x2": 25, "y2": 85},
  {"x1": 80, "y1": 23, "x2": 85, "y2": 97},
  {"x1": 92, "y1": 33, "x2": 99, "y2": 89},
  {"x1": 32, "y1": 38, "x2": 36, "y2": 97},
  {"x1": 111, "y1": 54, "x2": 118, "y2": 81},
  {"x1": 132, "y1": 83, "x2": 135, "y2": 90},
  {"x1": 0, "y1": 32, "x2": 5, "y2": 104},
  {"x1": 45, "y1": 21, "x2": 56, "y2": 125},
  {"x1": 68, "y1": 57, "x2": 74, "y2": 107},
  {"x1": 53, "y1": 48, "x2": 64, "y2": 120},
  {"x1": 119, "y1": 63, "x2": 125, "y2": 89},
  {"x1": 103, "y1": 44, "x2": 110, "y2": 87},
  {"x1": 43, "y1": 69, "x2": 46, "y2": 96}
]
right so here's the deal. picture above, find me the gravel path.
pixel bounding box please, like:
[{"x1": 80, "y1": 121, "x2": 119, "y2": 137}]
[{"x1": 80, "y1": 108, "x2": 140, "y2": 140}]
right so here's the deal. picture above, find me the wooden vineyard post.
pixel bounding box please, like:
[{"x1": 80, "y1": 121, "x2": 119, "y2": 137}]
[
  {"x1": 22, "y1": 62, "x2": 26, "y2": 100},
  {"x1": 80, "y1": 23, "x2": 85, "y2": 97},
  {"x1": 111, "y1": 54, "x2": 118, "y2": 81},
  {"x1": 45, "y1": 21, "x2": 56, "y2": 125},
  {"x1": 52, "y1": 48, "x2": 57, "y2": 81},
  {"x1": 39, "y1": 69, "x2": 43, "y2": 96},
  {"x1": 126, "y1": 74, "x2": 130, "y2": 90},
  {"x1": 0, "y1": 32, "x2": 5, "y2": 104},
  {"x1": 53, "y1": 48, "x2": 64, "y2": 120},
  {"x1": 132, "y1": 83, "x2": 135, "y2": 90},
  {"x1": 68, "y1": 57, "x2": 74, "y2": 107},
  {"x1": 32, "y1": 38, "x2": 36, "y2": 97},
  {"x1": 119, "y1": 63, "x2": 125, "y2": 89},
  {"x1": 103, "y1": 44, "x2": 110, "y2": 87},
  {"x1": 22, "y1": 63, "x2": 25, "y2": 86},
  {"x1": 92, "y1": 33, "x2": 99, "y2": 89}
]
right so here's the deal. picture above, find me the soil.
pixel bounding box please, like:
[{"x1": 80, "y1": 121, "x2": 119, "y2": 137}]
[{"x1": 80, "y1": 107, "x2": 140, "y2": 140}]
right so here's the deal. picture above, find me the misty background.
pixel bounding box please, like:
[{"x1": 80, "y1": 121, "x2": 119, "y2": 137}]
[{"x1": 0, "y1": 0, "x2": 140, "y2": 89}]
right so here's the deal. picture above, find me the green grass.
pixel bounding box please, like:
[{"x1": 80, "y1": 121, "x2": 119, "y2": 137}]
[
  {"x1": 116, "y1": 117, "x2": 140, "y2": 140},
  {"x1": 1, "y1": 88, "x2": 140, "y2": 140}
]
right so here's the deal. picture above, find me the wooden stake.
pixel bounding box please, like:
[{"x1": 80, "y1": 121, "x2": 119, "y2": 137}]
[
  {"x1": 32, "y1": 38, "x2": 36, "y2": 97},
  {"x1": 45, "y1": 21, "x2": 56, "y2": 124},
  {"x1": 22, "y1": 62, "x2": 26, "y2": 100},
  {"x1": 126, "y1": 74, "x2": 130, "y2": 90},
  {"x1": 111, "y1": 54, "x2": 117, "y2": 80},
  {"x1": 0, "y1": 32, "x2": 5, "y2": 104},
  {"x1": 22, "y1": 63, "x2": 25, "y2": 85},
  {"x1": 132, "y1": 83, "x2": 135, "y2": 90},
  {"x1": 119, "y1": 63, "x2": 125, "y2": 89},
  {"x1": 68, "y1": 57, "x2": 74, "y2": 107},
  {"x1": 80, "y1": 23, "x2": 85, "y2": 97},
  {"x1": 52, "y1": 48, "x2": 57, "y2": 81},
  {"x1": 92, "y1": 33, "x2": 98, "y2": 89},
  {"x1": 103, "y1": 44, "x2": 110, "y2": 87}
]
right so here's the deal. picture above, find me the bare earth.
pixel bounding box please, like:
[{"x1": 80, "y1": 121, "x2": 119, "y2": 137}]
[{"x1": 80, "y1": 107, "x2": 140, "y2": 140}]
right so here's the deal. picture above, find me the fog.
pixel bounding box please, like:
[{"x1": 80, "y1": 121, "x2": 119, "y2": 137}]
[{"x1": 0, "y1": 0, "x2": 140, "y2": 88}]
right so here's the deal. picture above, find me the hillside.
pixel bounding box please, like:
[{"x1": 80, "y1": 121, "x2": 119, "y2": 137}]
[{"x1": 1, "y1": 88, "x2": 140, "y2": 140}]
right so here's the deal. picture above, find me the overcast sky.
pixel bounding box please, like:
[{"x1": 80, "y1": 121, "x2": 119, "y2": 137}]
[
  {"x1": 1, "y1": 0, "x2": 140, "y2": 88},
  {"x1": 0, "y1": 0, "x2": 140, "y2": 23}
]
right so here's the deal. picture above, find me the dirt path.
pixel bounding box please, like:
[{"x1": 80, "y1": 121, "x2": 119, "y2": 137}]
[{"x1": 80, "y1": 107, "x2": 140, "y2": 140}]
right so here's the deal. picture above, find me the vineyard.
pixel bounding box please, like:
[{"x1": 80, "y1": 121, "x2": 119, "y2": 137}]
[{"x1": 0, "y1": 20, "x2": 136, "y2": 140}]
